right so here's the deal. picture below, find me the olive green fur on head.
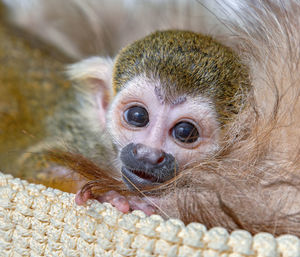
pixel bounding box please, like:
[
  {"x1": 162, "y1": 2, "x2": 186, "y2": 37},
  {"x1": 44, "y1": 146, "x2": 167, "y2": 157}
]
[{"x1": 113, "y1": 30, "x2": 250, "y2": 125}]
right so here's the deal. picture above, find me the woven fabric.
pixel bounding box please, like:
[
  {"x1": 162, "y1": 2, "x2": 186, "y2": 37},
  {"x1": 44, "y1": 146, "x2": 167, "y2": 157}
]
[{"x1": 0, "y1": 172, "x2": 299, "y2": 257}]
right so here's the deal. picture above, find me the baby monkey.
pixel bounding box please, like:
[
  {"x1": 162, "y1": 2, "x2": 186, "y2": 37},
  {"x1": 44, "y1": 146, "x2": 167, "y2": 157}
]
[{"x1": 71, "y1": 30, "x2": 250, "y2": 214}]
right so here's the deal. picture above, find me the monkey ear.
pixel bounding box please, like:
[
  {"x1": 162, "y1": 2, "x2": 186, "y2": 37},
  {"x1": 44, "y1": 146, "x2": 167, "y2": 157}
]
[{"x1": 67, "y1": 57, "x2": 114, "y2": 125}]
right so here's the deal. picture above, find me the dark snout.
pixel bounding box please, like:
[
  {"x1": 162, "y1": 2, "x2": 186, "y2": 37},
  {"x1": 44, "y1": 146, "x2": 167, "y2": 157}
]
[{"x1": 120, "y1": 143, "x2": 178, "y2": 190}]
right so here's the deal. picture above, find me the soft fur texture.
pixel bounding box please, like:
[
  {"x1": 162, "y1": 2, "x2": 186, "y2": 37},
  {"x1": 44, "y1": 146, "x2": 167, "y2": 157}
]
[
  {"x1": 172, "y1": 0, "x2": 300, "y2": 235},
  {"x1": 4, "y1": 0, "x2": 300, "y2": 236}
]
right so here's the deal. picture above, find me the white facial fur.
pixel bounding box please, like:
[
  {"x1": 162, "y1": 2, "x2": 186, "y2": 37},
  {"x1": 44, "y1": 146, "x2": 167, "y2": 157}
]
[{"x1": 107, "y1": 75, "x2": 220, "y2": 170}]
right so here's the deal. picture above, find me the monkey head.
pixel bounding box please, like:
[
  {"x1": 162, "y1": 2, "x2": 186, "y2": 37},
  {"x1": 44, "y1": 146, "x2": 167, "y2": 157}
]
[{"x1": 68, "y1": 30, "x2": 250, "y2": 191}]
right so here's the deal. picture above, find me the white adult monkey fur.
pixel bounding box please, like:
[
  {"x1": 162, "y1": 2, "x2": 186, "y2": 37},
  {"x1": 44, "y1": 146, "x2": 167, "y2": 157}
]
[{"x1": 4, "y1": 0, "x2": 300, "y2": 236}]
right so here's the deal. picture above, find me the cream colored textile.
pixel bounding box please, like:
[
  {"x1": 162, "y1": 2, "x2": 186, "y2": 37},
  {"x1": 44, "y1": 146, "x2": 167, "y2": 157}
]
[{"x1": 0, "y1": 172, "x2": 299, "y2": 257}]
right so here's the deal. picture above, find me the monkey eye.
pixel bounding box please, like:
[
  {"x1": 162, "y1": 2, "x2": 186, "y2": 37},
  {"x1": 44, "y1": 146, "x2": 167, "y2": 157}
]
[
  {"x1": 124, "y1": 106, "x2": 149, "y2": 127},
  {"x1": 172, "y1": 121, "x2": 200, "y2": 143}
]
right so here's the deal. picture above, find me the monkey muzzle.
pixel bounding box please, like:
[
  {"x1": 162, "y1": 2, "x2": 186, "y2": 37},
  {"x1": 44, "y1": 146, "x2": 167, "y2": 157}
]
[{"x1": 120, "y1": 143, "x2": 178, "y2": 190}]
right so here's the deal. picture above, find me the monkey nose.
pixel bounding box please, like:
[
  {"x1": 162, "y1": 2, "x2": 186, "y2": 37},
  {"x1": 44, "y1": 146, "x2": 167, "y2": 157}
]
[{"x1": 133, "y1": 143, "x2": 165, "y2": 165}]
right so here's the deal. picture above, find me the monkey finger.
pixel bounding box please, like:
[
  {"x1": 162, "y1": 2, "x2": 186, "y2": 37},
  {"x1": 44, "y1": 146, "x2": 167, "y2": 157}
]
[
  {"x1": 96, "y1": 190, "x2": 130, "y2": 213},
  {"x1": 128, "y1": 196, "x2": 156, "y2": 216},
  {"x1": 75, "y1": 189, "x2": 92, "y2": 205}
]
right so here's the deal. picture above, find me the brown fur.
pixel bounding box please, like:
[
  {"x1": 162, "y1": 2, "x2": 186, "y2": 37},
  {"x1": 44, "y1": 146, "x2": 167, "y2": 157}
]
[
  {"x1": 172, "y1": 0, "x2": 300, "y2": 235},
  {"x1": 0, "y1": 4, "x2": 71, "y2": 180},
  {"x1": 68, "y1": 0, "x2": 300, "y2": 236},
  {"x1": 3, "y1": 0, "x2": 300, "y2": 236}
]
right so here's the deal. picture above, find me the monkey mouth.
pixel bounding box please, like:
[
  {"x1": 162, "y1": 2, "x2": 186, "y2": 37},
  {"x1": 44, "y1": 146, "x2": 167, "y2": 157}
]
[
  {"x1": 121, "y1": 166, "x2": 161, "y2": 190},
  {"x1": 131, "y1": 169, "x2": 158, "y2": 182}
]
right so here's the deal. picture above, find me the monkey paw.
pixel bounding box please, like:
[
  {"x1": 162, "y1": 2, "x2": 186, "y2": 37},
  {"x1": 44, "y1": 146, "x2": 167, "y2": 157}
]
[{"x1": 75, "y1": 190, "x2": 156, "y2": 216}]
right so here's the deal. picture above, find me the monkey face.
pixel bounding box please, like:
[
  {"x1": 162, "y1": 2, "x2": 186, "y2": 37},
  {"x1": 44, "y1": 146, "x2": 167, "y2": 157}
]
[{"x1": 107, "y1": 75, "x2": 220, "y2": 190}]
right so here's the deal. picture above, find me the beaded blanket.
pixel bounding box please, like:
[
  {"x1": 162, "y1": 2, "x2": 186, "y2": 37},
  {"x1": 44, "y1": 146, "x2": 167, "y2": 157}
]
[{"x1": 0, "y1": 172, "x2": 299, "y2": 256}]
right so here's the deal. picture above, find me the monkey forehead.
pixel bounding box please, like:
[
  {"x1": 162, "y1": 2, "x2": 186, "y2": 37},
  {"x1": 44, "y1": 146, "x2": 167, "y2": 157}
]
[
  {"x1": 112, "y1": 30, "x2": 250, "y2": 124},
  {"x1": 111, "y1": 75, "x2": 216, "y2": 115},
  {"x1": 121, "y1": 74, "x2": 187, "y2": 105}
]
